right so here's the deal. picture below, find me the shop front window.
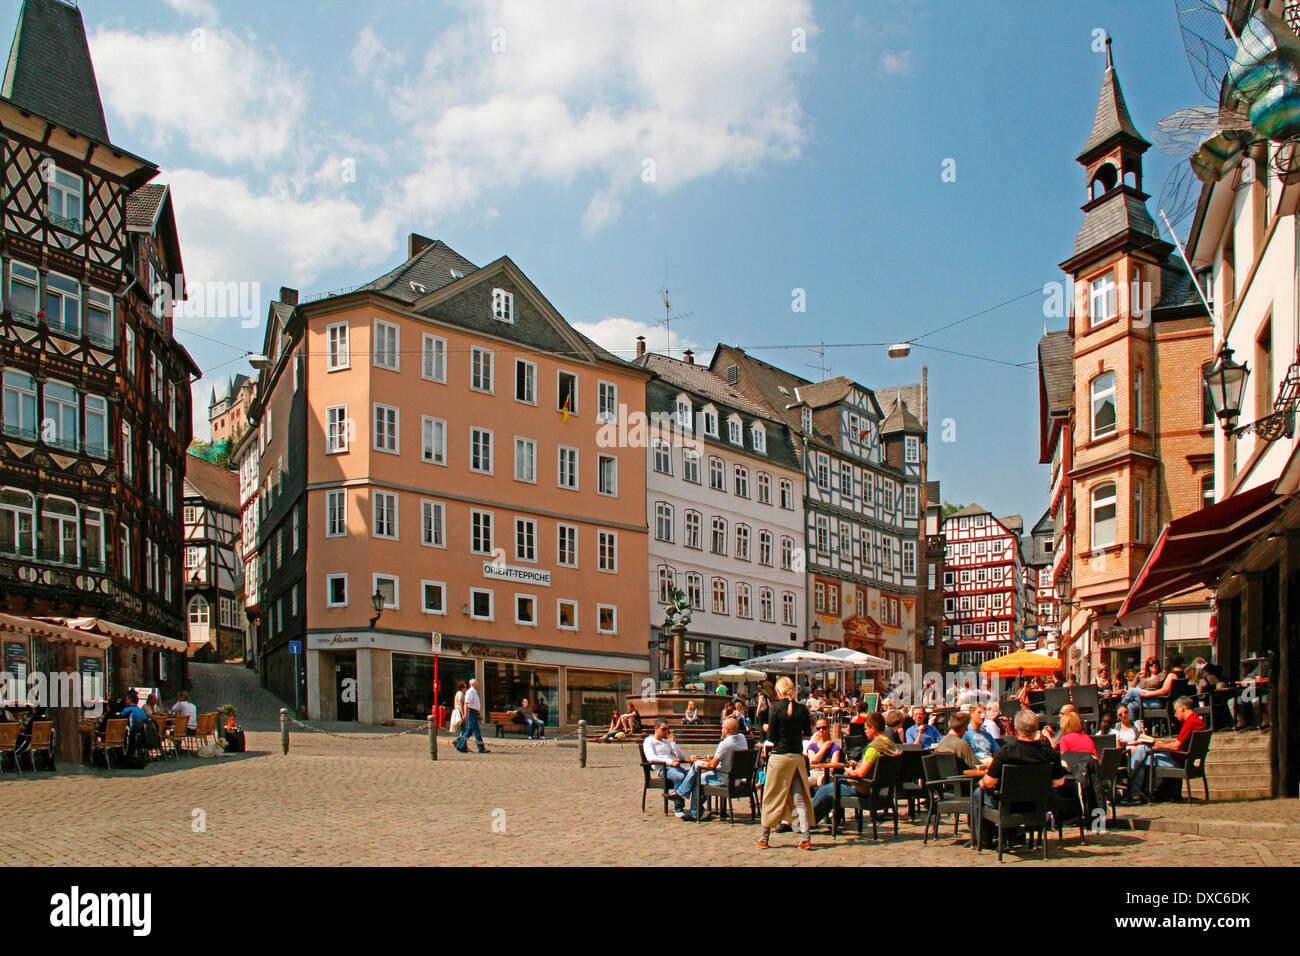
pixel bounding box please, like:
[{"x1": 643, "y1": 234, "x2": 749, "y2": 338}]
[
  {"x1": 565, "y1": 668, "x2": 633, "y2": 727},
  {"x1": 392, "y1": 653, "x2": 475, "y2": 722},
  {"x1": 484, "y1": 661, "x2": 560, "y2": 728}
]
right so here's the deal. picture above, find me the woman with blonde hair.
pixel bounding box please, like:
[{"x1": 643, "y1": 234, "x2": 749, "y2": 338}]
[{"x1": 758, "y1": 675, "x2": 814, "y2": 850}]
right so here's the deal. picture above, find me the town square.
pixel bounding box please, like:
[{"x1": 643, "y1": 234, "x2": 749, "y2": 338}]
[{"x1": 0, "y1": 0, "x2": 1296, "y2": 934}]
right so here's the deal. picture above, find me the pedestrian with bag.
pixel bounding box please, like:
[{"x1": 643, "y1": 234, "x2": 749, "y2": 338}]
[
  {"x1": 449, "y1": 681, "x2": 466, "y2": 736},
  {"x1": 757, "y1": 675, "x2": 814, "y2": 850},
  {"x1": 454, "y1": 678, "x2": 488, "y2": 753}
]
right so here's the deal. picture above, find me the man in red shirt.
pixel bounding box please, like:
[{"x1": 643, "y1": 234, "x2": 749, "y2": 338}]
[{"x1": 1125, "y1": 697, "x2": 1204, "y2": 803}]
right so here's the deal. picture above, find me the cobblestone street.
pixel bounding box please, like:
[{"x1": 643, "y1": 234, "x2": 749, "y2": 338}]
[{"x1": 5, "y1": 671, "x2": 1298, "y2": 867}]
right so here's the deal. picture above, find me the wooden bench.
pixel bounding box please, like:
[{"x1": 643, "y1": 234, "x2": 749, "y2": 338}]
[{"x1": 487, "y1": 711, "x2": 535, "y2": 738}]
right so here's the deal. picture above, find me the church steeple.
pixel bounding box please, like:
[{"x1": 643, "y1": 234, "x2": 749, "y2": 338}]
[{"x1": 1078, "y1": 36, "x2": 1149, "y2": 165}]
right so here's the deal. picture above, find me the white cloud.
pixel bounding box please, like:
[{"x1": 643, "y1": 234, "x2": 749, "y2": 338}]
[
  {"x1": 879, "y1": 50, "x2": 913, "y2": 76},
  {"x1": 162, "y1": 0, "x2": 218, "y2": 19},
  {"x1": 388, "y1": 0, "x2": 818, "y2": 231},
  {"x1": 351, "y1": 24, "x2": 405, "y2": 89},
  {"x1": 571, "y1": 316, "x2": 700, "y2": 362},
  {"x1": 90, "y1": 27, "x2": 306, "y2": 163}
]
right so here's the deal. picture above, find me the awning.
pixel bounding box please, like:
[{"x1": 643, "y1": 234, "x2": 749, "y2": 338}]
[
  {"x1": 55, "y1": 617, "x2": 187, "y2": 654},
  {"x1": 1117, "y1": 483, "x2": 1285, "y2": 624},
  {"x1": 0, "y1": 612, "x2": 111, "y2": 649}
]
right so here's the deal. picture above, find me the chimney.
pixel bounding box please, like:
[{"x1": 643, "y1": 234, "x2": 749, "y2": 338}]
[
  {"x1": 279, "y1": 287, "x2": 298, "y2": 306},
  {"x1": 683, "y1": 350, "x2": 695, "y2": 365},
  {"x1": 408, "y1": 233, "x2": 435, "y2": 259},
  {"x1": 636, "y1": 335, "x2": 646, "y2": 357}
]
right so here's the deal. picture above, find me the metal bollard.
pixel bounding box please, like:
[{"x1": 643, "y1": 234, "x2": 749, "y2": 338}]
[
  {"x1": 280, "y1": 708, "x2": 289, "y2": 755},
  {"x1": 578, "y1": 719, "x2": 586, "y2": 768},
  {"x1": 429, "y1": 711, "x2": 438, "y2": 761}
]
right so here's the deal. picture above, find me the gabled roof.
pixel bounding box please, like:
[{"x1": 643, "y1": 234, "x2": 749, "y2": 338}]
[
  {"x1": 1031, "y1": 509, "x2": 1054, "y2": 537},
  {"x1": 125, "y1": 184, "x2": 168, "y2": 231},
  {"x1": 1000, "y1": 514, "x2": 1024, "y2": 535},
  {"x1": 880, "y1": 398, "x2": 924, "y2": 436},
  {"x1": 875, "y1": 384, "x2": 924, "y2": 424},
  {"x1": 1038, "y1": 331, "x2": 1073, "y2": 417},
  {"x1": 1078, "y1": 42, "x2": 1148, "y2": 161},
  {"x1": 947, "y1": 503, "x2": 990, "y2": 519},
  {"x1": 183, "y1": 453, "x2": 239, "y2": 513},
  {"x1": 361, "y1": 239, "x2": 479, "y2": 304},
  {"x1": 2, "y1": 0, "x2": 110, "y2": 144},
  {"x1": 633, "y1": 352, "x2": 775, "y2": 422}
]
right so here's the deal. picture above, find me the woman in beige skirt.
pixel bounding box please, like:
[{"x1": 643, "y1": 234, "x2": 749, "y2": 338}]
[{"x1": 758, "y1": 675, "x2": 814, "y2": 849}]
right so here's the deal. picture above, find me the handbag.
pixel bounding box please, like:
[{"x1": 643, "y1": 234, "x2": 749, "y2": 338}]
[{"x1": 449, "y1": 709, "x2": 464, "y2": 734}]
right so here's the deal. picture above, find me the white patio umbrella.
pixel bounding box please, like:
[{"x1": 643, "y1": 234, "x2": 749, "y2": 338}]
[
  {"x1": 824, "y1": 647, "x2": 892, "y2": 670},
  {"x1": 738, "y1": 649, "x2": 854, "y2": 691},
  {"x1": 698, "y1": 665, "x2": 768, "y2": 682}
]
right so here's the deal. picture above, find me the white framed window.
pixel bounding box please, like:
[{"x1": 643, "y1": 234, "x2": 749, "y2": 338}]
[
  {"x1": 373, "y1": 573, "x2": 399, "y2": 609},
  {"x1": 557, "y1": 524, "x2": 578, "y2": 566},
  {"x1": 42, "y1": 380, "x2": 78, "y2": 449},
  {"x1": 759, "y1": 530, "x2": 773, "y2": 566},
  {"x1": 470, "y1": 427, "x2": 493, "y2": 473},
  {"x1": 515, "y1": 593, "x2": 537, "y2": 626},
  {"x1": 702, "y1": 405, "x2": 718, "y2": 437},
  {"x1": 686, "y1": 573, "x2": 704, "y2": 610},
  {"x1": 655, "y1": 501, "x2": 674, "y2": 542},
  {"x1": 422, "y1": 416, "x2": 446, "y2": 465},
  {"x1": 905, "y1": 435, "x2": 920, "y2": 463},
  {"x1": 557, "y1": 599, "x2": 578, "y2": 630},
  {"x1": 657, "y1": 565, "x2": 676, "y2": 604},
  {"x1": 737, "y1": 583, "x2": 752, "y2": 619},
  {"x1": 1134, "y1": 481, "x2": 1144, "y2": 542},
  {"x1": 373, "y1": 491, "x2": 398, "y2": 539},
  {"x1": 1091, "y1": 372, "x2": 1116, "y2": 439},
  {"x1": 515, "y1": 358, "x2": 536, "y2": 404},
  {"x1": 326, "y1": 573, "x2": 348, "y2": 607},
  {"x1": 326, "y1": 405, "x2": 349, "y2": 453},
  {"x1": 3, "y1": 370, "x2": 37, "y2": 438},
  {"x1": 653, "y1": 440, "x2": 672, "y2": 475},
  {"x1": 1133, "y1": 369, "x2": 1143, "y2": 432},
  {"x1": 683, "y1": 450, "x2": 701, "y2": 484},
  {"x1": 712, "y1": 577, "x2": 729, "y2": 614},
  {"x1": 326, "y1": 489, "x2": 347, "y2": 537},
  {"x1": 471, "y1": 509, "x2": 494, "y2": 554},
  {"x1": 727, "y1": 416, "x2": 743, "y2": 445},
  {"x1": 1091, "y1": 482, "x2": 1117, "y2": 548},
  {"x1": 421, "y1": 499, "x2": 445, "y2": 548},
  {"x1": 43, "y1": 271, "x2": 78, "y2": 337},
  {"x1": 470, "y1": 587, "x2": 494, "y2": 620},
  {"x1": 422, "y1": 333, "x2": 446, "y2": 382},
  {"x1": 421, "y1": 580, "x2": 446, "y2": 615},
  {"x1": 492, "y1": 287, "x2": 514, "y2": 324},
  {"x1": 1089, "y1": 270, "x2": 1116, "y2": 326},
  {"x1": 684, "y1": 511, "x2": 702, "y2": 549},
  {"x1": 373, "y1": 403, "x2": 399, "y2": 453},
  {"x1": 557, "y1": 371, "x2": 578, "y2": 416},
  {"x1": 751, "y1": 423, "x2": 766, "y2": 453},
  {"x1": 902, "y1": 540, "x2": 917, "y2": 576},
  {"x1": 597, "y1": 530, "x2": 618, "y2": 572},
  {"x1": 904, "y1": 485, "x2": 918, "y2": 518},
  {"x1": 676, "y1": 395, "x2": 693, "y2": 430},
  {"x1": 734, "y1": 465, "x2": 750, "y2": 498},
  {"x1": 598, "y1": 381, "x2": 618, "y2": 423},
  {"x1": 801, "y1": 407, "x2": 813, "y2": 433},
  {"x1": 373, "y1": 319, "x2": 399, "y2": 370},
  {"x1": 781, "y1": 592, "x2": 796, "y2": 626},
  {"x1": 121, "y1": 421, "x2": 133, "y2": 481},
  {"x1": 781, "y1": 536, "x2": 794, "y2": 570},
  {"x1": 597, "y1": 604, "x2": 617, "y2": 634},
  {"x1": 515, "y1": 517, "x2": 537, "y2": 562},
  {"x1": 760, "y1": 588, "x2": 774, "y2": 623},
  {"x1": 7, "y1": 261, "x2": 38, "y2": 317},
  {"x1": 757, "y1": 473, "x2": 772, "y2": 505},
  {"x1": 557, "y1": 446, "x2": 579, "y2": 489},
  {"x1": 326, "y1": 322, "x2": 350, "y2": 370},
  {"x1": 780, "y1": 479, "x2": 794, "y2": 509},
  {"x1": 514, "y1": 437, "x2": 537, "y2": 482},
  {"x1": 471, "y1": 347, "x2": 494, "y2": 393},
  {"x1": 46, "y1": 166, "x2": 82, "y2": 231},
  {"x1": 597, "y1": 454, "x2": 617, "y2": 496},
  {"x1": 711, "y1": 516, "x2": 728, "y2": 555},
  {"x1": 736, "y1": 523, "x2": 750, "y2": 561},
  {"x1": 709, "y1": 457, "x2": 725, "y2": 491}
]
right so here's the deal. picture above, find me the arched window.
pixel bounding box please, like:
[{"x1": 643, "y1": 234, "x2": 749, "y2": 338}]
[
  {"x1": 1091, "y1": 483, "x2": 1117, "y2": 549},
  {"x1": 1090, "y1": 162, "x2": 1118, "y2": 199},
  {"x1": 1091, "y1": 372, "x2": 1117, "y2": 439}
]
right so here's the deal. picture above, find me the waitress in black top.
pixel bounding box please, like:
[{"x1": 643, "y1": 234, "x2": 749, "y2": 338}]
[{"x1": 758, "y1": 675, "x2": 814, "y2": 850}]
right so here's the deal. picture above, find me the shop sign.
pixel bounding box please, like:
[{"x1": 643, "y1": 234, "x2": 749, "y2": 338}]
[
  {"x1": 441, "y1": 638, "x2": 529, "y2": 661},
  {"x1": 483, "y1": 562, "x2": 552, "y2": 587},
  {"x1": 717, "y1": 643, "x2": 748, "y2": 660},
  {"x1": 1096, "y1": 625, "x2": 1143, "y2": 649},
  {"x1": 321, "y1": 634, "x2": 360, "y2": 647}
]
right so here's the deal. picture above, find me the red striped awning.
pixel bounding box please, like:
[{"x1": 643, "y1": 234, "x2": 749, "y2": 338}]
[{"x1": 1117, "y1": 483, "x2": 1284, "y2": 623}]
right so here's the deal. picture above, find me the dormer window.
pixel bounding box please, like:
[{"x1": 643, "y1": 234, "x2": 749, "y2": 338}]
[
  {"x1": 675, "y1": 395, "x2": 692, "y2": 430},
  {"x1": 727, "y1": 416, "x2": 743, "y2": 445},
  {"x1": 492, "y1": 288, "x2": 514, "y2": 324},
  {"x1": 801, "y1": 407, "x2": 813, "y2": 433},
  {"x1": 750, "y1": 422, "x2": 767, "y2": 453},
  {"x1": 702, "y1": 405, "x2": 718, "y2": 437}
]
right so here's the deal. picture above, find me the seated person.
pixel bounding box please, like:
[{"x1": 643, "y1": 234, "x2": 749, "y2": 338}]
[
  {"x1": 978, "y1": 710, "x2": 1069, "y2": 833},
  {"x1": 883, "y1": 708, "x2": 906, "y2": 744},
  {"x1": 675, "y1": 717, "x2": 750, "y2": 821},
  {"x1": 963, "y1": 706, "x2": 999, "y2": 764},
  {"x1": 1054, "y1": 710, "x2": 1097, "y2": 757},
  {"x1": 642, "y1": 718, "x2": 691, "y2": 815},
  {"x1": 1095, "y1": 664, "x2": 1112, "y2": 693},
  {"x1": 805, "y1": 718, "x2": 841, "y2": 777},
  {"x1": 904, "y1": 706, "x2": 942, "y2": 747},
  {"x1": 120, "y1": 690, "x2": 149, "y2": 757},
  {"x1": 1119, "y1": 655, "x2": 1184, "y2": 727},
  {"x1": 935, "y1": 711, "x2": 979, "y2": 770},
  {"x1": 981, "y1": 702, "x2": 1004, "y2": 740},
  {"x1": 599, "y1": 709, "x2": 623, "y2": 741},
  {"x1": 811, "y1": 712, "x2": 899, "y2": 822},
  {"x1": 144, "y1": 693, "x2": 162, "y2": 716},
  {"x1": 620, "y1": 701, "x2": 643, "y2": 736},
  {"x1": 169, "y1": 691, "x2": 198, "y2": 732},
  {"x1": 514, "y1": 698, "x2": 545, "y2": 738},
  {"x1": 682, "y1": 700, "x2": 700, "y2": 725},
  {"x1": 1126, "y1": 697, "x2": 1204, "y2": 803}
]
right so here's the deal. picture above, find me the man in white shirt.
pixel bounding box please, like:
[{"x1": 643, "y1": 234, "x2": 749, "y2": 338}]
[
  {"x1": 982, "y1": 702, "x2": 1004, "y2": 739},
  {"x1": 453, "y1": 678, "x2": 489, "y2": 753},
  {"x1": 169, "y1": 691, "x2": 197, "y2": 731},
  {"x1": 643, "y1": 718, "x2": 689, "y2": 815},
  {"x1": 675, "y1": 717, "x2": 749, "y2": 822}
]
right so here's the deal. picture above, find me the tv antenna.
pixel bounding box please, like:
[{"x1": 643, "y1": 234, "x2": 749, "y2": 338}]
[
  {"x1": 656, "y1": 288, "x2": 693, "y2": 356},
  {"x1": 805, "y1": 342, "x2": 831, "y2": 380}
]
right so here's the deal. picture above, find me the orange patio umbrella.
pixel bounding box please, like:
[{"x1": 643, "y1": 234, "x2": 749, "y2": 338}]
[{"x1": 980, "y1": 649, "x2": 1063, "y2": 678}]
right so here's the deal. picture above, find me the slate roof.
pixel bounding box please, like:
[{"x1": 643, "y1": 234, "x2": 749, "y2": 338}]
[
  {"x1": 183, "y1": 453, "x2": 239, "y2": 513},
  {"x1": 125, "y1": 184, "x2": 168, "y2": 231},
  {"x1": 1073, "y1": 190, "x2": 1157, "y2": 255},
  {"x1": 1078, "y1": 47, "x2": 1148, "y2": 161},
  {"x1": 634, "y1": 353, "x2": 775, "y2": 421},
  {"x1": 1038, "y1": 331, "x2": 1074, "y2": 416},
  {"x1": 1152, "y1": 255, "x2": 1208, "y2": 312},
  {"x1": 880, "y1": 399, "x2": 924, "y2": 435},
  {"x1": 361, "y1": 239, "x2": 479, "y2": 304},
  {"x1": 2, "y1": 0, "x2": 110, "y2": 143},
  {"x1": 1000, "y1": 514, "x2": 1024, "y2": 535}
]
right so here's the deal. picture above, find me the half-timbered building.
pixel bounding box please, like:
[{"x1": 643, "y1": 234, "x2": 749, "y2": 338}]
[
  {"x1": 0, "y1": 0, "x2": 197, "y2": 728},
  {"x1": 941, "y1": 504, "x2": 1026, "y2": 664},
  {"x1": 182, "y1": 453, "x2": 243, "y2": 662}
]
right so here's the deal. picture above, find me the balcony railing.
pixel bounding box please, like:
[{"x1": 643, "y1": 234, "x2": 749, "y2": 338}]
[{"x1": 1, "y1": 423, "x2": 38, "y2": 442}]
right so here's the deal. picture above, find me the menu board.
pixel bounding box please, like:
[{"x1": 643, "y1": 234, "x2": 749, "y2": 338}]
[
  {"x1": 4, "y1": 640, "x2": 28, "y2": 705},
  {"x1": 862, "y1": 693, "x2": 880, "y2": 713},
  {"x1": 78, "y1": 656, "x2": 104, "y2": 707}
]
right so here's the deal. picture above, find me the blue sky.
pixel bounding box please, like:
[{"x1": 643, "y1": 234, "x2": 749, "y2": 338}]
[{"x1": 3, "y1": 0, "x2": 1206, "y2": 522}]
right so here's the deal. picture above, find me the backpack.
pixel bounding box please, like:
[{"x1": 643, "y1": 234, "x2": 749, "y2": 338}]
[{"x1": 141, "y1": 717, "x2": 162, "y2": 752}]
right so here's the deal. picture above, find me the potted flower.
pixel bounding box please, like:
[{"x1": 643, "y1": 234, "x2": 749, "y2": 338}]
[{"x1": 218, "y1": 704, "x2": 245, "y2": 752}]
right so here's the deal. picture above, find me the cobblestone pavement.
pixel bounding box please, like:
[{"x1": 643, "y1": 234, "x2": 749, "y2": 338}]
[{"x1": 6, "y1": 727, "x2": 1300, "y2": 866}]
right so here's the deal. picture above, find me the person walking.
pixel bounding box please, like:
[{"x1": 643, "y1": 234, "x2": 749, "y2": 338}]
[
  {"x1": 454, "y1": 678, "x2": 489, "y2": 753},
  {"x1": 757, "y1": 675, "x2": 814, "y2": 850}
]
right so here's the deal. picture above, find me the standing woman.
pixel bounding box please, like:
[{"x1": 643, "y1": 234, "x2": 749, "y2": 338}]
[
  {"x1": 758, "y1": 676, "x2": 814, "y2": 850},
  {"x1": 449, "y1": 681, "x2": 467, "y2": 736}
]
